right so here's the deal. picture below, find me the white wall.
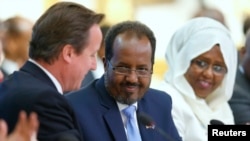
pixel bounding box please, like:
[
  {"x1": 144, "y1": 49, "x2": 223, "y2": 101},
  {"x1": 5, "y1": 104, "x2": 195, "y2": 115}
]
[
  {"x1": 0, "y1": 0, "x2": 96, "y2": 22},
  {"x1": 0, "y1": 0, "x2": 44, "y2": 22}
]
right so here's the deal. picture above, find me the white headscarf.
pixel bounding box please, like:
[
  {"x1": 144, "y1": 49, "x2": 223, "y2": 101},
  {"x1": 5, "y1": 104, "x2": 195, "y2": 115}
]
[{"x1": 164, "y1": 17, "x2": 237, "y2": 125}]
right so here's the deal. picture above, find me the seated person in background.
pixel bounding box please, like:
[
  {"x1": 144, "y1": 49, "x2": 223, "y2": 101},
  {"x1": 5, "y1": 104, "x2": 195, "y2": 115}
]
[
  {"x1": 156, "y1": 17, "x2": 237, "y2": 141},
  {"x1": 1, "y1": 16, "x2": 33, "y2": 75},
  {"x1": 193, "y1": 7, "x2": 226, "y2": 26},
  {"x1": 66, "y1": 21, "x2": 182, "y2": 141},
  {"x1": 238, "y1": 16, "x2": 250, "y2": 64},
  {"x1": 0, "y1": 21, "x2": 7, "y2": 81},
  {"x1": 229, "y1": 30, "x2": 250, "y2": 125},
  {"x1": 0, "y1": 111, "x2": 38, "y2": 141}
]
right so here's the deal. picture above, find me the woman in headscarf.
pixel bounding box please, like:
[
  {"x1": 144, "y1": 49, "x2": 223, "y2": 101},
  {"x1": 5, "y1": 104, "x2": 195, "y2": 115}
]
[{"x1": 157, "y1": 17, "x2": 237, "y2": 141}]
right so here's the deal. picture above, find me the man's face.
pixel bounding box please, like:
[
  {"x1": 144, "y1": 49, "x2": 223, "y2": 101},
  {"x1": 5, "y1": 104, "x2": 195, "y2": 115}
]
[
  {"x1": 69, "y1": 24, "x2": 102, "y2": 91},
  {"x1": 105, "y1": 33, "x2": 153, "y2": 105}
]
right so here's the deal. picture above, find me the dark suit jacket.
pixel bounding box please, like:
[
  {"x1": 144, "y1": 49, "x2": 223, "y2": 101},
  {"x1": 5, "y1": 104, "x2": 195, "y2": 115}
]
[
  {"x1": 0, "y1": 61, "x2": 83, "y2": 141},
  {"x1": 65, "y1": 76, "x2": 182, "y2": 141},
  {"x1": 229, "y1": 67, "x2": 250, "y2": 124}
]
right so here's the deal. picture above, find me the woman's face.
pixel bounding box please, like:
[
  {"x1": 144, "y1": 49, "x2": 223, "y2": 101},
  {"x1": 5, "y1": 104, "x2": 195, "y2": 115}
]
[{"x1": 184, "y1": 45, "x2": 227, "y2": 98}]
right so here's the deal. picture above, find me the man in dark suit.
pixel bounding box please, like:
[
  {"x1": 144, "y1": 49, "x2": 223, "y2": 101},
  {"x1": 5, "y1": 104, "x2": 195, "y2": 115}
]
[
  {"x1": 66, "y1": 21, "x2": 182, "y2": 141},
  {"x1": 229, "y1": 30, "x2": 250, "y2": 125},
  {"x1": 0, "y1": 2, "x2": 104, "y2": 141}
]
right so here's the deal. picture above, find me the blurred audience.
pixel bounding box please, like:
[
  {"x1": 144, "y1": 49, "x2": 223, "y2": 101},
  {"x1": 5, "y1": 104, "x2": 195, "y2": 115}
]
[
  {"x1": 193, "y1": 7, "x2": 226, "y2": 26},
  {"x1": 238, "y1": 16, "x2": 250, "y2": 64},
  {"x1": 0, "y1": 20, "x2": 5, "y2": 82},
  {"x1": 81, "y1": 25, "x2": 110, "y2": 87},
  {"x1": 156, "y1": 17, "x2": 237, "y2": 141},
  {"x1": 0, "y1": 39, "x2": 4, "y2": 82},
  {"x1": 0, "y1": 19, "x2": 5, "y2": 39},
  {"x1": 243, "y1": 16, "x2": 250, "y2": 36},
  {"x1": 229, "y1": 30, "x2": 250, "y2": 125},
  {"x1": 1, "y1": 16, "x2": 33, "y2": 76}
]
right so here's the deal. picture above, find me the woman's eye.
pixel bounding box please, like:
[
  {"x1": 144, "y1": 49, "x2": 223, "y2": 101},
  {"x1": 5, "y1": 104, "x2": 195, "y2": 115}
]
[
  {"x1": 213, "y1": 65, "x2": 227, "y2": 73},
  {"x1": 195, "y1": 60, "x2": 207, "y2": 68}
]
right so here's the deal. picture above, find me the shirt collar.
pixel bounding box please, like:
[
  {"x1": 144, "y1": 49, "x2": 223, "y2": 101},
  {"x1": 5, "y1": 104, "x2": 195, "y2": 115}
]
[
  {"x1": 117, "y1": 101, "x2": 138, "y2": 111},
  {"x1": 28, "y1": 58, "x2": 63, "y2": 94}
]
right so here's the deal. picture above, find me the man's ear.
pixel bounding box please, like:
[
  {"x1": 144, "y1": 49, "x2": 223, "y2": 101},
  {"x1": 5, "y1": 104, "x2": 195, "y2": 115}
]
[{"x1": 62, "y1": 44, "x2": 74, "y2": 63}]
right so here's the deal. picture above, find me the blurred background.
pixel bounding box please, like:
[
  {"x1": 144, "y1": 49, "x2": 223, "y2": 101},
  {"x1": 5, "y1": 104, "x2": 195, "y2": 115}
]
[{"x1": 1, "y1": 0, "x2": 250, "y2": 87}]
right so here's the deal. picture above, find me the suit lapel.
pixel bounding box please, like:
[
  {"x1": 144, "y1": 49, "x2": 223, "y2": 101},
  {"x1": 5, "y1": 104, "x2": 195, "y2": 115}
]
[
  {"x1": 96, "y1": 77, "x2": 127, "y2": 141},
  {"x1": 137, "y1": 100, "x2": 157, "y2": 141},
  {"x1": 103, "y1": 107, "x2": 127, "y2": 141}
]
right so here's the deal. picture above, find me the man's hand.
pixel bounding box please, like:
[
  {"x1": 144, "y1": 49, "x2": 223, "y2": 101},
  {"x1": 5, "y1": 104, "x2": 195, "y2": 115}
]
[{"x1": 0, "y1": 111, "x2": 39, "y2": 141}]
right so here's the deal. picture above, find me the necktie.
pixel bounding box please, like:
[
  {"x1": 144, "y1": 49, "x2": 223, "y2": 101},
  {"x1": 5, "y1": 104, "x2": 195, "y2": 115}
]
[{"x1": 122, "y1": 105, "x2": 142, "y2": 141}]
